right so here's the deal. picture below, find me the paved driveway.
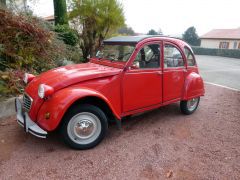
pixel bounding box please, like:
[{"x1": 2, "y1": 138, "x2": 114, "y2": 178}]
[
  {"x1": 0, "y1": 84, "x2": 240, "y2": 179},
  {"x1": 196, "y1": 55, "x2": 240, "y2": 90}
]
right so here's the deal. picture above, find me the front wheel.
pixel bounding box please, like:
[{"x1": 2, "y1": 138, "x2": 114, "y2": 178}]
[
  {"x1": 61, "y1": 104, "x2": 108, "y2": 150},
  {"x1": 180, "y1": 97, "x2": 200, "y2": 115}
]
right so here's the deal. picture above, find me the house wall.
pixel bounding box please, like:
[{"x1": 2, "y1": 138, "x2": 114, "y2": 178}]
[
  {"x1": 46, "y1": 20, "x2": 55, "y2": 26},
  {"x1": 200, "y1": 39, "x2": 240, "y2": 49}
]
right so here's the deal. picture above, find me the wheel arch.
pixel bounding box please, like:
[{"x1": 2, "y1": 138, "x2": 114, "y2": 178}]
[
  {"x1": 37, "y1": 87, "x2": 120, "y2": 132},
  {"x1": 182, "y1": 72, "x2": 205, "y2": 100},
  {"x1": 63, "y1": 96, "x2": 117, "y2": 123}
]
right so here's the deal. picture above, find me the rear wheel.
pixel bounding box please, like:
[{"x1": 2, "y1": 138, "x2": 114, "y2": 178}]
[
  {"x1": 180, "y1": 97, "x2": 200, "y2": 115},
  {"x1": 61, "y1": 104, "x2": 108, "y2": 150}
]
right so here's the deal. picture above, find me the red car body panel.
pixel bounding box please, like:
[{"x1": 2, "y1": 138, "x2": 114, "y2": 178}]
[
  {"x1": 24, "y1": 36, "x2": 205, "y2": 132},
  {"x1": 25, "y1": 63, "x2": 122, "y2": 121},
  {"x1": 182, "y1": 71, "x2": 205, "y2": 100},
  {"x1": 37, "y1": 86, "x2": 121, "y2": 131},
  {"x1": 122, "y1": 69, "x2": 162, "y2": 112}
]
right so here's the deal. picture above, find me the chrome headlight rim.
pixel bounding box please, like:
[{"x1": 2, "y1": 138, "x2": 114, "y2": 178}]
[
  {"x1": 38, "y1": 84, "x2": 45, "y2": 99},
  {"x1": 23, "y1": 73, "x2": 28, "y2": 84}
]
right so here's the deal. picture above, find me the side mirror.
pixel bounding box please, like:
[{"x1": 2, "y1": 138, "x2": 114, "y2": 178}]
[
  {"x1": 124, "y1": 63, "x2": 139, "y2": 71},
  {"x1": 131, "y1": 62, "x2": 140, "y2": 69}
]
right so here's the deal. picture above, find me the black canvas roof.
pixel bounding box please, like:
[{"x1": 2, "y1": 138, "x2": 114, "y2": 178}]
[{"x1": 103, "y1": 35, "x2": 165, "y2": 44}]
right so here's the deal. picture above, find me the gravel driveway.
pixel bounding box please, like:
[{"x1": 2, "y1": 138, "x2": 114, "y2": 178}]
[{"x1": 0, "y1": 84, "x2": 240, "y2": 180}]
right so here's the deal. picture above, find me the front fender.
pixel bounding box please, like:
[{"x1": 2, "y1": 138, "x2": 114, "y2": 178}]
[
  {"x1": 36, "y1": 87, "x2": 120, "y2": 131},
  {"x1": 182, "y1": 72, "x2": 205, "y2": 100}
]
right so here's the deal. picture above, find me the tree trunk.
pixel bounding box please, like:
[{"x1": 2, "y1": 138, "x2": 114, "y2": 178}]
[{"x1": 53, "y1": 0, "x2": 68, "y2": 25}]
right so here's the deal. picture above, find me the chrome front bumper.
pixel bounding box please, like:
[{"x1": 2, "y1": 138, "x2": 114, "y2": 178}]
[{"x1": 15, "y1": 98, "x2": 47, "y2": 138}]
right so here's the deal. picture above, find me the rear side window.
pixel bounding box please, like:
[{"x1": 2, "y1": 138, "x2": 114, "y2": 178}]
[
  {"x1": 184, "y1": 47, "x2": 196, "y2": 66},
  {"x1": 164, "y1": 44, "x2": 184, "y2": 68}
]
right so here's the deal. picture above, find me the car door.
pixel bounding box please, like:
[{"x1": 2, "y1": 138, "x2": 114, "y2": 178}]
[
  {"x1": 163, "y1": 43, "x2": 186, "y2": 102},
  {"x1": 122, "y1": 42, "x2": 162, "y2": 112}
]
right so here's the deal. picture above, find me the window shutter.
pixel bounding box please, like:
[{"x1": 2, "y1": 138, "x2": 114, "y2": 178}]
[{"x1": 226, "y1": 42, "x2": 229, "y2": 49}]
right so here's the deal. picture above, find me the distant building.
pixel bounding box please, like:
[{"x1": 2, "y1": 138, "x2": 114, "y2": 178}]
[
  {"x1": 43, "y1": 15, "x2": 55, "y2": 25},
  {"x1": 200, "y1": 28, "x2": 240, "y2": 49}
]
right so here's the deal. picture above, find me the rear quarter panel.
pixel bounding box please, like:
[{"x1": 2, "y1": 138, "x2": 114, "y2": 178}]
[
  {"x1": 179, "y1": 42, "x2": 205, "y2": 100},
  {"x1": 182, "y1": 68, "x2": 205, "y2": 100}
]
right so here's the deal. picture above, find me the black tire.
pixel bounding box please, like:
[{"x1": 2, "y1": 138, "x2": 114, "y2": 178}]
[
  {"x1": 180, "y1": 97, "x2": 200, "y2": 115},
  {"x1": 121, "y1": 115, "x2": 132, "y2": 121},
  {"x1": 60, "y1": 104, "x2": 108, "y2": 150}
]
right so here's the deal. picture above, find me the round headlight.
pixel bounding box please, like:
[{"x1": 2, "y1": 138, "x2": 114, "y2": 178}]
[
  {"x1": 23, "y1": 73, "x2": 35, "y2": 84},
  {"x1": 38, "y1": 84, "x2": 45, "y2": 99},
  {"x1": 23, "y1": 73, "x2": 28, "y2": 84},
  {"x1": 38, "y1": 84, "x2": 54, "y2": 99}
]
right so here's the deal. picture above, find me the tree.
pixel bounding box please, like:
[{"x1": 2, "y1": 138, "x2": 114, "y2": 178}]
[
  {"x1": 0, "y1": 0, "x2": 6, "y2": 8},
  {"x1": 118, "y1": 26, "x2": 135, "y2": 35},
  {"x1": 69, "y1": 0, "x2": 125, "y2": 61},
  {"x1": 54, "y1": 24, "x2": 79, "y2": 46},
  {"x1": 7, "y1": 0, "x2": 29, "y2": 12},
  {"x1": 147, "y1": 29, "x2": 158, "y2": 35},
  {"x1": 183, "y1": 26, "x2": 200, "y2": 46},
  {"x1": 53, "y1": 0, "x2": 68, "y2": 25},
  {"x1": 157, "y1": 28, "x2": 163, "y2": 35}
]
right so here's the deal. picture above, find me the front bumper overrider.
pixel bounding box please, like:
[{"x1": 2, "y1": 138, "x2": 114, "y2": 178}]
[{"x1": 15, "y1": 98, "x2": 47, "y2": 138}]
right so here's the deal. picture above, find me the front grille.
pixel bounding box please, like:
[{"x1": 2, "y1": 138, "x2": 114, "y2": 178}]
[{"x1": 23, "y1": 94, "x2": 33, "y2": 112}]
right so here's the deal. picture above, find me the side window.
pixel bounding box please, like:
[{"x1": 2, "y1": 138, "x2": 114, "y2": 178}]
[
  {"x1": 164, "y1": 44, "x2": 184, "y2": 68},
  {"x1": 184, "y1": 47, "x2": 196, "y2": 66},
  {"x1": 132, "y1": 44, "x2": 160, "y2": 69}
]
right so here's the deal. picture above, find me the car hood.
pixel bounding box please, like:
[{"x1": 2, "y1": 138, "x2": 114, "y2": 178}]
[{"x1": 25, "y1": 62, "x2": 122, "y2": 93}]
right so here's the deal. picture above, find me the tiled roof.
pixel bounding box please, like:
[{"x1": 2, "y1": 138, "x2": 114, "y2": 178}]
[
  {"x1": 43, "y1": 15, "x2": 54, "y2": 21},
  {"x1": 200, "y1": 28, "x2": 240, "y2": 39}
]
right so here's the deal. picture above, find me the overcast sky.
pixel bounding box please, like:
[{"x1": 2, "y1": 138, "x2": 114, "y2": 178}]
[{"x1": 29, "y1": 0, "x2": 240, "y2": 36}]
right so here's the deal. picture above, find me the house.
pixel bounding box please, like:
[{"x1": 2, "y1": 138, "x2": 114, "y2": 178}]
[
  {"x1": 43, "y1": 15, "x2": 55, "y2": 25},
  {"x1": 200, "y1": 28, "x2": 240, "y2": 49}
]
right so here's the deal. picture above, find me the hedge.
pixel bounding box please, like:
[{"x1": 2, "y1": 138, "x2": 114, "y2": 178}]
[{"x1": 191, "y1": 46, "x2": 240, "y2": 59}]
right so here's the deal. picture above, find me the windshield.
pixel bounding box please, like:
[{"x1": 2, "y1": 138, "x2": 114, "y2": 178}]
[{"x1": 95, "y1": 44, "x2": 135, "y2": 62}]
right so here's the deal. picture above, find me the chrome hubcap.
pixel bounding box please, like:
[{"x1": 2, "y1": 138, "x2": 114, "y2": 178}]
[
  {"x1": 74, "y1": 120, "x2": 95, "y2": 139},
  {"x1": 67, "y1": 112, "x2": 101, "y2": 145},
  {"x1": 187, "y1": 98, "x2": 199, "y2": 111}
]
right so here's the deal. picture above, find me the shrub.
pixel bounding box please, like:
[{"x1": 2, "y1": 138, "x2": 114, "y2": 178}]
[
  {"x1": 0, "y1": 9, "x2": 83, "y2": 96},
  {"x1": 54, "y1": 24, "x2": 79, "y2": 46},
  {"x1": 0, "y1": 9, "x2": 67, "y2": 72},
  {"x1": 65, "y1": 45, "x2": 83, "y2": 63},
  {"x1": 0, "y1": 69, "x2": 24, "y2": 97},
  {"x1": 192, "y1": 46, "x2": 240, "y2": 59}
]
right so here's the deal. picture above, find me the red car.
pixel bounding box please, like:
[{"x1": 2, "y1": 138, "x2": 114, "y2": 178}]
[{"x1": 15, "y1": 36, "x2": 205, "y2": 149}]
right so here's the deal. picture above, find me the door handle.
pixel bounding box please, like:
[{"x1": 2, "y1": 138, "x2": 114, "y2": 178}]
[{"x1": 156, "y1": 71, "x2": 162, "y2": 75}]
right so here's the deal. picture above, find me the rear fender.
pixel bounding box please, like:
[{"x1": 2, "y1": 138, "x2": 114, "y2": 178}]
[
  {"x1": 182, "y1": 72, "x2": 205, "y2": 100},
  {"x1": 37, "y1": 87, "x2": 120, "y2": 131}
]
